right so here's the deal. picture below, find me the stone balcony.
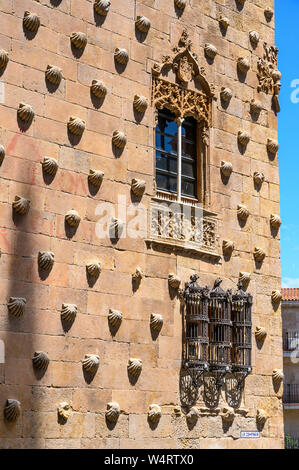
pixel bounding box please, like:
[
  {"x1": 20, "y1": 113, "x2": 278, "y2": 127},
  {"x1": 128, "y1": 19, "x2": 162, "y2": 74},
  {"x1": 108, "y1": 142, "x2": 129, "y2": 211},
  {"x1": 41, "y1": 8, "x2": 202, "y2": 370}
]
[{"x1": 145, "y1": 193, "x2": 221, "y2": 261}]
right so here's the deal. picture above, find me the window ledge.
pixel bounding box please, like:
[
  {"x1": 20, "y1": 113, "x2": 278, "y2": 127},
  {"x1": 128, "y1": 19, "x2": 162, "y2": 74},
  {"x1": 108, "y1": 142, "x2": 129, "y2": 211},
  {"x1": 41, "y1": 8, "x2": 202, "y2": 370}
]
[{"x1": 145, "y1": 238, "x2": 222, "y2": 262}]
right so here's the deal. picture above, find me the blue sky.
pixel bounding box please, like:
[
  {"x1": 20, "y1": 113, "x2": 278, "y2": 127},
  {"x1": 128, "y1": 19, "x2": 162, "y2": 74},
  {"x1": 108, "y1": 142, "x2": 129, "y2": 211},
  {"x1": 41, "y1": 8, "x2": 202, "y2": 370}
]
[{"x1": 276, "y1": 0, "x2": 299, "y2": 287}]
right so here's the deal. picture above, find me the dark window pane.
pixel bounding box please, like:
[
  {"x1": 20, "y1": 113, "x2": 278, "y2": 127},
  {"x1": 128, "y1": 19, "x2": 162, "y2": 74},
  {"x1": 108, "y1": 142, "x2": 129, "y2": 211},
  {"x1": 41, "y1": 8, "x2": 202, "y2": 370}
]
[
  {"x1": 182, "y1": 161, "x2": 196, "y2": 178},
  {"x1": 182, "y1": 179, "x2": 196, "y2": 198},
  {"x1": 181, "y1": 116, "x2": 197, "y2": 199},
  {"x1": 182, "y1": 141, "x2": 196, "y2": 158},
  {"x1": 155, "y1": 109, "x2": 178, "y2": 193},
  {"x1": 156, "y1": 173, "x2": 177, "y2": 193}
]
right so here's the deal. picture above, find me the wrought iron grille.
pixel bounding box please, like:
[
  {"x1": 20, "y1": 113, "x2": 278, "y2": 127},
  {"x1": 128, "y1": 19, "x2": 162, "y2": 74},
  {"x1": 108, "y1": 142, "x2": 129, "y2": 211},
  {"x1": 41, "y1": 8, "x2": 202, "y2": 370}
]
[
  {"x1": 182, "y1": 276, "x2": 252, "y2": 389},
  {"x1": 231, "y1": 281, "x2": 252, "y2": 373},
  {"x1": 184, "y1": 275, "x2": 209, "y2": 371},
  {"x1": 283, "y1": 384, "x2": 299, "y2": 404},
  {"x1": 208, "y1": 278, "x2": 232, "y2": 373},
  {"x1": 283, "y1": 331, "x2": 299, "y2": 351}
]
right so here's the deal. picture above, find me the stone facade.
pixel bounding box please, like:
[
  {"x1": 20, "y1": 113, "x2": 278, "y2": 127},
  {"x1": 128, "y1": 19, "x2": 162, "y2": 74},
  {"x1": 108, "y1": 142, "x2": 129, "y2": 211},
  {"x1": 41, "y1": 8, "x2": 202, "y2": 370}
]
[
  {"x1": 281, "y1": 290, "x2": 299, "y2": 439},
  {"x1": 0, "y1": 0, "x2": 283, "y2": 449}
]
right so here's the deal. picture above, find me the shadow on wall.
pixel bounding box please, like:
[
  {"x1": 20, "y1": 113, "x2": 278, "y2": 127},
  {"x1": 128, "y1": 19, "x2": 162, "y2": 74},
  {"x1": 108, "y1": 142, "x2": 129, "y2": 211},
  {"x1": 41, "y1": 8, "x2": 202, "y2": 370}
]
[{"x1": 0, "y1": 131, "x2": 46, "y2": 445}]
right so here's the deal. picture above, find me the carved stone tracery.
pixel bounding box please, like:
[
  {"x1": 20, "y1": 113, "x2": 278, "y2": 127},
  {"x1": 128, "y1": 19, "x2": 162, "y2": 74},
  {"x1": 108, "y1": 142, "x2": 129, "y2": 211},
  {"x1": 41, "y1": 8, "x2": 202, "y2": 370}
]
[
  {"x1": 152, "y1": 30, "x2": 214, "y2": 126},
  {"x1": 257, "y1": 42, "x2": 281, "y2": 113}
]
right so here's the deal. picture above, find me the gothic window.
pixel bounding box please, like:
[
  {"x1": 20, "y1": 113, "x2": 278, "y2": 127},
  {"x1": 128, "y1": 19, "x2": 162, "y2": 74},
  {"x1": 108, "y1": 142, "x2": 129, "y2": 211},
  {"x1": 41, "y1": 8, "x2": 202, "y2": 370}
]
[
  {"x1": 155, "y1": 108, "x2": 198, "y2": 199},
  {"x1": 151, "y1": 30, "x2": 214, "y2": 207}
]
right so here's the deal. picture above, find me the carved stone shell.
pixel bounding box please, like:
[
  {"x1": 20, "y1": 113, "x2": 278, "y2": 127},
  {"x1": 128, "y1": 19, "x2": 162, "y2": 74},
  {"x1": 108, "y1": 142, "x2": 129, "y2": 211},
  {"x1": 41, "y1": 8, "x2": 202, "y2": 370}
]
[
  {"x1": 114, "y1": 48, "x2": 129, "y2": 65},
  {"x1": 18, "y1": 102, "x2": 34, "y2": 122},
  {"x1": 270, "y1": 214, "x2": 282, "y2": 229},
  {"x1": 239, "y1": 272, "x2": 251, "y2": 284},
  {"x1": 205, "y1": 43, "x2": 217, "y2": 59},
  {"x1": 237, "y1": 204, "x2": 249, "y2": 221},
  {"x1": 168, "y1": 273, "x2": 181, "y2": 289},
  {"x1": 13, "y1": 195, "x2": 30, "y2": 215},
  {"x1": 150, "y1": 313, "x2": 163, "y2": 332},
  {"x1": 8, "y1": 297, "x2": 26, "y2": 317},
  {"x1": 58, "y1": 402, "x2": 72, "y2": 421},
  {"x1": 271, "y1": 290, "x2": 282, "y2": 304},
  {"x1": 23, "y1": 11, "x2": 40, "y2": 33},
  {"x1": 127, "y1": 358, "x2": 142, "y2": 376},
  {"x1": 222, "y1": 240, "x2": 234, "y2": 255},
  {"x1": 220, "y1": 406, "x2": 235, "y2": 422},
  {"x1": 4, "y1": 399, "x2": 21, "y2": 422},
  {"x1": 61, "y1": 303, "x2": 77, "y2": 323},
  {"x1": 220, "y1": 161, "x2": 233, "y2": 177},
  {"x1": 131, "y1": 178, "x2": 146, "y2": 196},
  {"x1": 272, "y1": 369, "x2": 284, "y2": 384},
  {"x1": 250, "y1": 99, "x2": 262, "y2": 114},
  {"x1": 135, "y1": 16, "x2": 151, "y2": 33},
  {"x1": 110, "y1": 217, "x2": 125, "y2": 234},
  {"x1": 67, "y1": 117, "x2": 85, "y2": 136},
  {"x1": 256, "y1": 409, "x2": 268, "y2": 425},
  {"x1": 0, "y1": 49, "x2": 9, "y2": 68},
  {"x1": 86, "y1": 261, "x2": 101, "y2": 277},
  {"x1": 112, "y1": 130, "x2": 127, "y2": 148},
  {"x1": 88, "y1": 169, "x2": 104, "y2": 187},
  {"x1": 45, "y1": 65, "x2": 62, "y2": 85},
  {"x1": 267, "y1": 138, "x2": 279, "y2": 155},
  {"x1": 249, "y1": 31, "x2": 260, "y2": 45},
  {"x1": 220, "y1": 87, "x2": 232, "y2": 102},
  {"x1": 105, "y1": 402, "x2": 120, "y2": 423},
  {"x1": 253, "y1": 171, "x2": 265, "y2": 186},
  {"x1": 0, "y1": 144, "x2": 5, "y2": 162},
  {"x1": 32, "y1": 351, "x2": 50, "y2": 371},
  {"x1": 70, "y1": 32, "x2": 87, "y2": 49},
  {"x1": 133, "y1": 95, "x2": 148, "y2": 113},
  {"x1": 38, "y1": 251, "x2": 55, "y2": 270},
  {"x1": 42, "y1": 157, "x2": 58, "y2": 175},
  {"x1": 65, "y1": 209, "x2": 81, "y2": 227},
  {"x1": 82, "y1": 354, "x2": 100, "y2": 373},
  {"x1": 254, "y1": 247, "x2": 266, "y2": 262},
  {"x1": 94, "y1": 0, "x2": 111, "y2": 16},
  {"x1": 91, "y1": 79, "x2": 107, "y2": 98},
  {"x1": 255, "y1": 326, "x2": 267, "y2": 341},
  {"x1": 238, "y1": 130, "x2": 250, "y2": 146},
  {"x1": 132, "y1": 267, "x2": 143, "y2": 281},
  {"x1": 186, "y1": 406, "x2": 200, "y2": 425},
  {"x1": 237, "y1": 57, "x2": 250, "y2": 73},
  {"x1": 219, "y1": 16, "x2": 230, "y2": 29},
  {"x1": 174, "y1": 0, "x2": 186, "y2": 9},
  {"x1": 148, "y1": 404, "x2": 162, "y2": 424},
  {"x1": 264, "y1": 8, "x2": 274, "y2": 21},
  {"x1": 108, "y1": 308, "x2": 122, "y2": 328}
]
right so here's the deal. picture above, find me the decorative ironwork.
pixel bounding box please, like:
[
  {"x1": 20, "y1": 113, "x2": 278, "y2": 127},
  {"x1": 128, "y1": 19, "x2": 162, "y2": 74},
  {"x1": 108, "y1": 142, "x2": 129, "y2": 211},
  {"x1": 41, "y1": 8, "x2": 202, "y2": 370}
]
[
  {"x1": 182, "y1": 277, "x2": 252, "y2": 392},
  {"x1": 257, "y1": 42, "x2": 281, "y2": 113},
  {"x1": 208, "y1": 278, "x2": 232, "y2": 389},
  {"x1": 183, "y1": 275, "x2": 210, "y2": 386},
  {"x1": 231, "y1": 280, "x2": 252, "y2": 388}
]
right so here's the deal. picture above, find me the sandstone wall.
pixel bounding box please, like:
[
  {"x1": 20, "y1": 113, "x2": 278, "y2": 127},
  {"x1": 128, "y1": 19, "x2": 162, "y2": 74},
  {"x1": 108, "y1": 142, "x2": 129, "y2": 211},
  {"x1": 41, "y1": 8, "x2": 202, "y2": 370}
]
[{"x1": 0, "y1": 0, "x2": 283, "y2": 449}]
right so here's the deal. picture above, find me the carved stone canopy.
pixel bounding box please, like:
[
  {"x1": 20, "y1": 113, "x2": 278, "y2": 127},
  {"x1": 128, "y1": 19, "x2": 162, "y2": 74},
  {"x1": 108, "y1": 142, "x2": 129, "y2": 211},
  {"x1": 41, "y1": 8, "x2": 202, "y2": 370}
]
[
  {"x1": 152, "y1": 29, "x2": 214, "y2": 97},
  {"x1": 151, "y1": 32, "x2": 213, "y2": 126}
]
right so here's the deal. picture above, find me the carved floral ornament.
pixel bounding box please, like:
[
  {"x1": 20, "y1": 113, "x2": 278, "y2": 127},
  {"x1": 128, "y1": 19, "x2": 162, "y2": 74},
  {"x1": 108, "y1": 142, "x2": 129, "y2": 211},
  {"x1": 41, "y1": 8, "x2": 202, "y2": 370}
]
[
  {"x1": 152, "y1": 30, "x2": 214, "y2": 126},
  {"x1": 257, "y1": 42, "x2": 281, "y2": 113}
]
